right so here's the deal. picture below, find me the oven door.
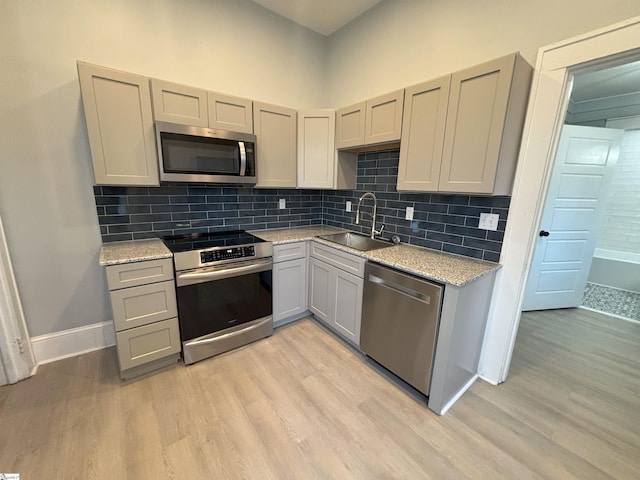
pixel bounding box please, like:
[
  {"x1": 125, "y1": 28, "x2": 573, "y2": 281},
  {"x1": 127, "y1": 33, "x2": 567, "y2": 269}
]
[{"x1": 175, "y1": 258, "x2": 273, "y2": 364}]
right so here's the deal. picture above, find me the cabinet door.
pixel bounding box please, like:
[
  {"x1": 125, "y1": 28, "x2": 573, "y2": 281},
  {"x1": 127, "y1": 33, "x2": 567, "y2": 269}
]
[
  {"x1": 335, "y1": 101, "x2": 366, "y2": 149},
  {"x1": 150, "y1": 79, "x2": 208, "y2": 127},
  {"x1": 397, "y1": 76, "x2": 451, "y2": 192},
  {"x1": 116, "y1": 317, "x2": 181, "y2": 372},
  {"x1": 77, "y1": 62, "x2": 158, "y2": 186},
  {"x1": 297, "y1": 110, "x2": 336, "y2": 188},
  {"x1": 273, "y1": 257, "x2": 308, "y2": 323},
  {"x1": 333, "y1": 269, "x2": 363, "y2": 346},
  {"x1": 110, "y1": 280, "x2": 178, "y2": 332},
  {"x1": 253, "y1": 102, "x2": 297, "y2": 188},
  {"x1": 365, "y1": 90, "x2": 404, "y2": 145},
  {"x1": 439, "y1": 54, "x2": 516, "y2": 193},
  {"x1": 308, "y1": 257, "x2": 333, "y2": 325},
  {"x1": 208, "y1": 92, "x2": 253, "y2": 134}
]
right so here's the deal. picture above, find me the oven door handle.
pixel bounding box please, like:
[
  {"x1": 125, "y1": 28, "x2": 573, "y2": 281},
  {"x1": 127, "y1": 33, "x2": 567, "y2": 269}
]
[{"x1": 176, "y1": 258, "x2": 272, "y2": 287}]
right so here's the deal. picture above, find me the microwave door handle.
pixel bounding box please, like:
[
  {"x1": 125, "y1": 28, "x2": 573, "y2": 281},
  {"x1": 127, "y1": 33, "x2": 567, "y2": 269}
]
[{"x1": 239, "y1": 141, "x2": 247, "y2": 176}]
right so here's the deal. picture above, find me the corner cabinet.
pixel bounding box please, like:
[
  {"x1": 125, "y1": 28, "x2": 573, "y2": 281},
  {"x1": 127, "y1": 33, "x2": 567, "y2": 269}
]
[
  {"x1": 105, "y1": 258, "x2": 181, "y2": 379},
  {"x1": 397, "y1": 53, "x2": 532, "y2": 195},
  {"x1": 254, "y1": 102, "x2": 297, "y2": 188},
  {"x1": 335, "y1": 89, "x2": 404, "y2": 150},
  {"x1": 273, "y1": 242, "x2": 309, "y2": 326},
  {"x1": 309, "y1": 242, "x2": 365, "y2": 346},
  {"x1": 77, "y1": 62, "x2": 159, "y2": 186}
]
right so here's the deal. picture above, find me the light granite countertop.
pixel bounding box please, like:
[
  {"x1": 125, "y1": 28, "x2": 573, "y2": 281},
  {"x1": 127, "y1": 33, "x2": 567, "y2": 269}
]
[
  {"x1": 98, "y1": 226, "x2": 500, "y2": 286},
  {"x1": 250, "y1": 226, "x2": 500, "y2": 287},
  {"x1": 99, "y1": 238, "x2": 172, "y2": 266}
]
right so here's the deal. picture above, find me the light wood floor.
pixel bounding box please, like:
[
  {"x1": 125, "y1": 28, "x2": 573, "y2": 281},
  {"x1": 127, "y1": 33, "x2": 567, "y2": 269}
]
[{"x1": 1, "y1": 309, "x2": 639, "y2": 479}]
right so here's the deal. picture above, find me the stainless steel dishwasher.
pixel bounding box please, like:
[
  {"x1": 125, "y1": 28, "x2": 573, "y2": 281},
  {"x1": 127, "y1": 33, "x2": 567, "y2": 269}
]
[{"x1": 360, "y1": 262, "x2": 443, "y2": 396}]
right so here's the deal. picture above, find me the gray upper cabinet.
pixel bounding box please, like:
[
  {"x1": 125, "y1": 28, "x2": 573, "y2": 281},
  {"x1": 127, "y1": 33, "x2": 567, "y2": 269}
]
[
  {"x1": 150, "y1": 79, "x2": 208, "y2": 127},
  {"x1": 254, "y1": 101, "x2": 297, "y2": 188},
  {"x1": 364, "y1": 90, "x2": 404, "y2": 145},
  {"x1": 207, "y1": 92, "x2": 253, "y2": 134},
  {"x1": 77, "y1": 61, "x2": 159, "y2": 186},
  {"x1": 336, "y1": 89, "x2": 404, "y2": 150},
  {"x1": 150, "y1": 79, "x2": 254, "y2": 133},
  {"x1": 397, "y1": 53, "x2": 532, "y2": 195},
  {"x1": 397, "y1": 76, "x2": 451, "y2": 192},
  {"x1": 335, "y1": 101, "x2": 366, "y2": 149},
  {"x1": 297, "y1": 109, "x2": 336, "y2": 189}
]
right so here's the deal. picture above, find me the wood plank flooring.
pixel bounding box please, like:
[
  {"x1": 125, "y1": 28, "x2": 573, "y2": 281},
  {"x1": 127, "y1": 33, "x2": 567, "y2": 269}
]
[{"x1": 1, "y1": 309, "x2": 639, "y2": 479}]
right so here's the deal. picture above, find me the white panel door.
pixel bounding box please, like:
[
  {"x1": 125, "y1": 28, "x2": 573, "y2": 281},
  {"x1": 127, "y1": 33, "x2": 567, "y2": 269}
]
[{"x1": 522, "y1": 125, "x2": 623, "y2": 310}]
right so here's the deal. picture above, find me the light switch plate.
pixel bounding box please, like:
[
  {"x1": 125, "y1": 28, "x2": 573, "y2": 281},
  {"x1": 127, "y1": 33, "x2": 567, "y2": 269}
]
[
  {"x1": 346, "y1": 201, "x2": 352, "y2": 212},
  {"x1": 478, "y1": 213, "x2": 499, "y2": 231},
  {"x1": 279, "y1": 199, "x2": 286, "y2": 209},
  {"x1": 405, "y1": 206, "x2": 414, "y2": 221}
]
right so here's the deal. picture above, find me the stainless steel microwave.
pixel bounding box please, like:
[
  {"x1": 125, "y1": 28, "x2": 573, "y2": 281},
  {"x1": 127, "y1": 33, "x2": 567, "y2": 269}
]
[{"x1": 155, "y1": 121, "x2": 257, "y2": 185}]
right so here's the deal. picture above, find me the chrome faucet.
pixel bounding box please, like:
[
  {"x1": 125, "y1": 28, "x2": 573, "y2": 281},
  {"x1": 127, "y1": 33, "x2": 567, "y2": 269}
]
[{"x1": 355, "y1": 192, "x2": 384, "y2": 239}]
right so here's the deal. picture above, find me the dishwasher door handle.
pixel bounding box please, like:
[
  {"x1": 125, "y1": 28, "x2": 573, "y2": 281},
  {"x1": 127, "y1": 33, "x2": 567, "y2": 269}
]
[{"x1": 368, "y1": 274, "x2": 431, "y2": 304}]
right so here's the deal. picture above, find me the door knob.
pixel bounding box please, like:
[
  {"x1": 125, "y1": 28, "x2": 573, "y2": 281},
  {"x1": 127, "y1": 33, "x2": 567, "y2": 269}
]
[{"x1": 539, "y1": 230, "x2": 550, "y2": 237}]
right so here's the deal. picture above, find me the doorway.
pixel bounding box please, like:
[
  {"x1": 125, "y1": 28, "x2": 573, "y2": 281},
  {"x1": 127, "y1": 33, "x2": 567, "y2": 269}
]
[
  {"x1": 522, "y1": 60, "x2": 640, "y2": 319},
  {"x1": 480, "y1": 16, "x2": 640, "y2": 384}
]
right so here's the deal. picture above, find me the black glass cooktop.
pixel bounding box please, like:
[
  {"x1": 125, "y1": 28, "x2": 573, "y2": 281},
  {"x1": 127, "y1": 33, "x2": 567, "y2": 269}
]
[{"x1": 162, "y1": 230, "x2": 265, "y2": 253}]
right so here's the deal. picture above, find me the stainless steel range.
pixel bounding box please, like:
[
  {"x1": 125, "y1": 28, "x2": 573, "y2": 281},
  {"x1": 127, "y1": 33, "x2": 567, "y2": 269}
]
[{"x1": 162, "y1": 230, "x2": 273, "y2": 365}]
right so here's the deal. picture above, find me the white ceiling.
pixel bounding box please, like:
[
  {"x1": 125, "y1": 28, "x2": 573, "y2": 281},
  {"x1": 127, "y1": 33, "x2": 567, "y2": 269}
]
[{"x1": 250, "y1": 0, "x2": 383, "y2": 36}]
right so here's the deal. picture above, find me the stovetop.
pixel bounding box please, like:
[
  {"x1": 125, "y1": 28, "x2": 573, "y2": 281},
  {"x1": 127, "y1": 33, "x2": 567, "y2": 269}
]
[
  {"x1": 163, "y1": 230, "x2": 272, "y2": 271},
  {"x1": 162, "y1": 230, "x2": 266, "y2": 253}
]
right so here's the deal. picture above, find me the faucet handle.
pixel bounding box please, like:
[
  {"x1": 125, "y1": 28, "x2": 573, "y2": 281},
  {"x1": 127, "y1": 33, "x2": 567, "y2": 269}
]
[{"x1": 374, "y1": 224, "x2": 385, "y2": 237}]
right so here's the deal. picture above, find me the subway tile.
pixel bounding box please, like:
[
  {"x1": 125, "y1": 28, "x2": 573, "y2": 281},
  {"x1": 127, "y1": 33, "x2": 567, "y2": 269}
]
[
  {"x1": 98, "y1": 215, "x2": 130, "y2": 225},
  {"x1": 172, "y1": 212, "x2": 208, "y2": 221},
  {"x1": 443, "y1": 243, "x2": 483, "y2": 259},
  {"x1": 463, "y1": 237, "x2": 503, "y2": 252},
  {"x1": 101, "y1": 186, "x2": 149, "y2": 195},
  {"x1": 152, "y1": 204, "x2": 190, "y2": 213},
  {"x1": 426, "y1": 231, "x2": 463, "y2": 244},
  {"x1": 470, "y1": 196, "x2": 511, "y2": 208},
  {"x1": 445, "y1": 224, "x2": 488, "y2": 239},
  {"x1": 128, "y1": 195, "x2": 170, "y2": 205},
  {"x1": 130, "y1": 213, "x2": 172, "y2": 223},
  {"x1": 95, "y1": 196, "x2": 126, "y2": 206},
  {"x1": 102, "y1": 233, "x2": 133, "y2": 242},
  {"x1": 108, "y1": 223, "x2": 152, "y2": 233},
  {"x1": 431, "y1": 194, "x2": 470, "y2": 205},
  {"x1": 448, "y1": 205, "x2": 490, "y2": 217},
  {"x1": 483, "y1": 251, "x2": 501, "y2": 263},
  {"x1": 105, "y1": 205, "x2": 150, "y2": 215}
]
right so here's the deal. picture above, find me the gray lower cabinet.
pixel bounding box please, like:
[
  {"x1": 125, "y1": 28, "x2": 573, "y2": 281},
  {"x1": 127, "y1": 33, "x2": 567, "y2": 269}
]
[
  {"x1": 106, "y1": 258, "x2": 181, "y2": 379},
  {"x1": 309, "y1": 242, "x2": 365, "y2": 346},
  {"x1": 272, "y1": 242, "x2": 309, "y2": 327}
]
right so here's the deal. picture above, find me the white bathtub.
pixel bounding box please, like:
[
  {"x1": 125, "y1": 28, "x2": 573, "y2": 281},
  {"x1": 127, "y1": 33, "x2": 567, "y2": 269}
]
[{"x1": 588, "y1": 248, "x2": 640, "y2": 294}]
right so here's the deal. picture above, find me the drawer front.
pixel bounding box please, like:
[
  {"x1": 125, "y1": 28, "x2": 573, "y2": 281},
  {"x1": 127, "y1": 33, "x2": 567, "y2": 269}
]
[
  {"x1": 273, "y1": 241, "x2": 307, "y2": 263},
  {"x1": 310, "y1": 242, "x2": 366, "y2": 278},
  {"x1": 110, "y1": 280, "x2": 177, "y2": 332},
  {"x1": 106, "y1": 258, "x2": 174, "y2": 290},
  {"x1": 116, "y1": 317, "x2": 181, "y2": 371}
]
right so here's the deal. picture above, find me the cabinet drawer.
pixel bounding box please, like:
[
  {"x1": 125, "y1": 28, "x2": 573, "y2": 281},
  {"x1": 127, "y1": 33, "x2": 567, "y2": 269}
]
[
  {"x1": 116, "y1": 317, "x2": 181, "y2": 371},
  {"x1": 106, "y1": 258, "x2": 174, "y2": 290},
  {"x1": 110, "y1": 280, "x2": 177, "y2": 332},
  {"x1": 310, "y1": 242, "x2": 366, "y2": 278},
  {"x1": 273, "y1": 241, "x2": 307, "y2": 263}
]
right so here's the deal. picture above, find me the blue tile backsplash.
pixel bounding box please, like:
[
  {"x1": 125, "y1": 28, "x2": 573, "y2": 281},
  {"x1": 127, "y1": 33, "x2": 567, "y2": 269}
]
[{"x1": 94, "y1": 148, "x2": 509, "y2": 262}]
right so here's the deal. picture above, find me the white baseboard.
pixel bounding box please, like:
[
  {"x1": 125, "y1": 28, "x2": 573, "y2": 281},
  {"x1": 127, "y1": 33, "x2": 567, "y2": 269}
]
[
  {"x1": 31, "y1": 321, "x2": 115, "y2": 365},
  {"x1": 478, "y1": 374, "x2": 499, "y2": 386}
]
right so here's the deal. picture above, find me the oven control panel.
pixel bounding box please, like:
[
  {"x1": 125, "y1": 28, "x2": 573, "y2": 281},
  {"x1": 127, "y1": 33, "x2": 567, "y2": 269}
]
[{"x1": 200, "y1": 246, "x2": 255, "y2": 264}]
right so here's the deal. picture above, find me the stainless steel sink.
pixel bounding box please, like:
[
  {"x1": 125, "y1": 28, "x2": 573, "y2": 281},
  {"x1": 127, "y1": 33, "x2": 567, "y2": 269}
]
[{"x1": 318, "y1": 232, "x2": 394, "y2": 251}]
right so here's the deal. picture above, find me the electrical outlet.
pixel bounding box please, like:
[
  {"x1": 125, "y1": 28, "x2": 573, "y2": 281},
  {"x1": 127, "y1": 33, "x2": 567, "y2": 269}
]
[
  {"x1": 346, "y1": 201, "x2": 352, "y2": 212},
  {"x1": 478, "y1": 213, "x2": 499, "y2": 231},
  {"x1": 278, "y1": 199, "x2": 286, "y2": 209},
  {"x1": 405, "y1": 206, "x2": 414, "y2": 221}
]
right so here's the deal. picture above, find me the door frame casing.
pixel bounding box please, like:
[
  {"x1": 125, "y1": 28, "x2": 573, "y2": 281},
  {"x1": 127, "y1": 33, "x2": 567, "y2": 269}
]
[{"x1": 479, "y1": 16, "x2": 640, "y2": 384}]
